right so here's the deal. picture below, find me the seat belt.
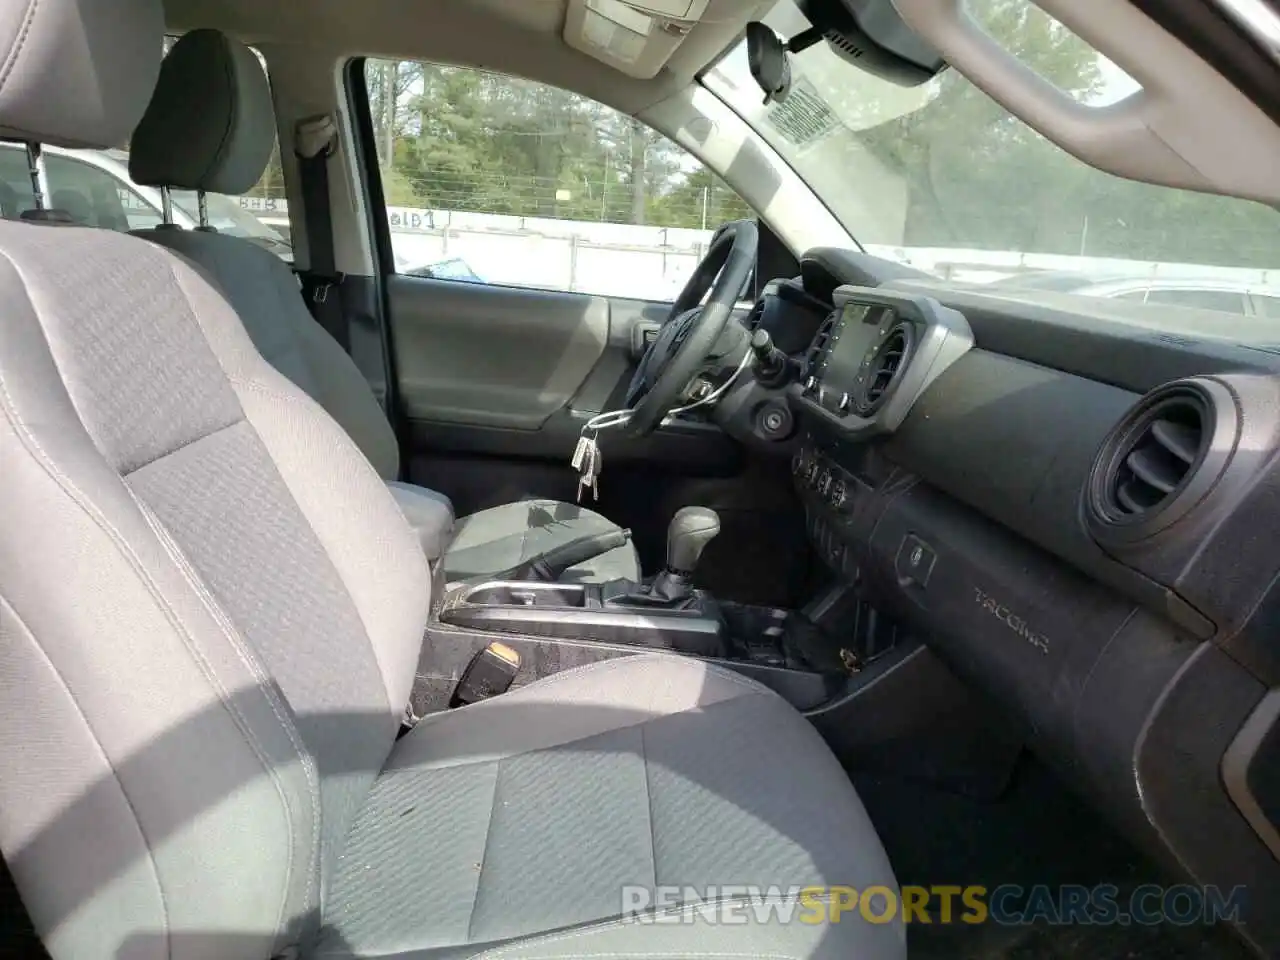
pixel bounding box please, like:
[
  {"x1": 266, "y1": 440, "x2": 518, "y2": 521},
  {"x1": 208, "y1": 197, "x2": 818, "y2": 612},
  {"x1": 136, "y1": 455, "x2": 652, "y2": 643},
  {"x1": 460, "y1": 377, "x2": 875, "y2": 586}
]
[{"x1": 294, "y1": 114, "x2": 349, "y2": 349}]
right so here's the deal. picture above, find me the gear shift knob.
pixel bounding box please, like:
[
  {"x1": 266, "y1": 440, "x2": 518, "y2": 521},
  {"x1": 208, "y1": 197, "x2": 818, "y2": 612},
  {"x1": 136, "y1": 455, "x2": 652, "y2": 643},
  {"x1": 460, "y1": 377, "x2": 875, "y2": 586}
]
[{"x1": 666, "y1": 507, "x2": 721, "y2": 574}]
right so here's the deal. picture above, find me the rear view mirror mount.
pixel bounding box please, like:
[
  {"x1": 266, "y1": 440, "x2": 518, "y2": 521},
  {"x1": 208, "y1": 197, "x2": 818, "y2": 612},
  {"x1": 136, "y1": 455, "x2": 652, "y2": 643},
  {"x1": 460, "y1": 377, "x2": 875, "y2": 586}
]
[
  {"x1": 799, "y1": 0, "x2": 947, "y2": 86},
  {"x1": 745, "y1": 0, "x2": 945, "y2": 102}
]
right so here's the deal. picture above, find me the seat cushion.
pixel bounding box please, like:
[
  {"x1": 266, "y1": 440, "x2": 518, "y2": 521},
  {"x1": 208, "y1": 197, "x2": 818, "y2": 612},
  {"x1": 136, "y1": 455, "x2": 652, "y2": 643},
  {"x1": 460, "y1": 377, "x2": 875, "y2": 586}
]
[
  {"x1": 387, "y1": 481, "x2": 455, "y2": 563},
  {"x1": 444, "y1": 499, "x2": 640, "y2": 583},
  {"x1": 317, "y1": 655, "x2": 904, "y2": 960}
]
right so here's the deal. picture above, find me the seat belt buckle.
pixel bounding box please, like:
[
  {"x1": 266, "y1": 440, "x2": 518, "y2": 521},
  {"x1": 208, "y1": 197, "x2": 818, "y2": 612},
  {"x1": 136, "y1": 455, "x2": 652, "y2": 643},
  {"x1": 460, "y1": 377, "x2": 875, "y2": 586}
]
[
  {"x1": 449, "y1": 642, "x2": 521, "y2": 708},
  {"x1": 311, "y1": 272, "x2": 345, "y2": 304}
]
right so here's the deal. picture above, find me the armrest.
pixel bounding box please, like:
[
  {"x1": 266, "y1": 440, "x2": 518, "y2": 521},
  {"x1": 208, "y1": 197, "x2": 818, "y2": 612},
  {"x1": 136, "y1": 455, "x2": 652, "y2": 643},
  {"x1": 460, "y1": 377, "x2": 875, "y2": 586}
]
[{"x1": 387, "y1": 481, "x2": 455, "y2": 563}]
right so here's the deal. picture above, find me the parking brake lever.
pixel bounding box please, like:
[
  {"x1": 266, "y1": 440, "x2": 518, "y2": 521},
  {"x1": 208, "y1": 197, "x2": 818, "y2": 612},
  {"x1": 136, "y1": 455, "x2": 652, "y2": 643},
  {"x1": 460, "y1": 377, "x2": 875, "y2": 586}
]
[{"x1": 498, "y1": 528, "x2": 633, "y2": 582}]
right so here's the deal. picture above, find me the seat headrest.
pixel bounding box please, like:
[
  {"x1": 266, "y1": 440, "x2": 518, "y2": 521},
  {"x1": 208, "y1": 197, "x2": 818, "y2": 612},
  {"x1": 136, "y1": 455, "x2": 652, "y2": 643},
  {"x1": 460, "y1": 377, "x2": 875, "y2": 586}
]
[
  {"x1": 129, "y1": 29, "x2": 275, "y2": 196},
  {"x1": 0, "y1": 0, "x2": 163, "y2": 148}
]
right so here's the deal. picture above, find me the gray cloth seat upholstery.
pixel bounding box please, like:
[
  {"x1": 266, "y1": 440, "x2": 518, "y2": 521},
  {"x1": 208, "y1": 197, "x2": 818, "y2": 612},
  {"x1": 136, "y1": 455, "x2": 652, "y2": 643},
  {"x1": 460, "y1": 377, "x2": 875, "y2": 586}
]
[
  {"x1": 126, "y1": 29, "x2": 638, "y2": 583},
  {"x1": 0, "y1": 3, "x2": 903, "y2": 959},
  {"x1": 318, "y1": 655, "x2": 904, "y2": 959}
]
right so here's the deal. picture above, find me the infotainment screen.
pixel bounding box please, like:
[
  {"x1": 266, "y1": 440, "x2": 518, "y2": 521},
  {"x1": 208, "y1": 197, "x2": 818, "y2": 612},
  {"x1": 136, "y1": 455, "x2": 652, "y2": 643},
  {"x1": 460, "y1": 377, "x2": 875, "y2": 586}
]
[{"x1": 814, "y1": 301, "x2": 894, "y2": 413}]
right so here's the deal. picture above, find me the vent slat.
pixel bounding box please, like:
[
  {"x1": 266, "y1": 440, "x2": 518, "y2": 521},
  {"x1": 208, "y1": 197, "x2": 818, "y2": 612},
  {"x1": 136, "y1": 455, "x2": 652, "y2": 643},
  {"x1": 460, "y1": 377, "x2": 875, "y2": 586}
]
[
  {"x1": 1115, "y1": 482, "x2": 1151, "y2": 514},
  {"x1": 803, "y1": 313, "x2": 838, "y2": 381},
  {"x1": 1125, "y1": 449, "x2": 1179, "y2": 494},
  {"x1": 1104, "y1": 395, "x2": 1206, "y2": 521},
  {"x1": 1150, "y1": 419, "x2": 1199, "y2": 465},
  {"x1": 856, "y1": 325, "x2": 911, "y2": 414}
]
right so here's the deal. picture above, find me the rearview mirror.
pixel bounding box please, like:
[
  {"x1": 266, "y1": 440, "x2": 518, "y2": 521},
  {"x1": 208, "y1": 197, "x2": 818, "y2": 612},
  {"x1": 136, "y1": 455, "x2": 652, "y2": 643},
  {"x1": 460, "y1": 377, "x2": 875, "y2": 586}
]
[{"x1": 746, "y1": 22, "x2": 792, "y2": 104}]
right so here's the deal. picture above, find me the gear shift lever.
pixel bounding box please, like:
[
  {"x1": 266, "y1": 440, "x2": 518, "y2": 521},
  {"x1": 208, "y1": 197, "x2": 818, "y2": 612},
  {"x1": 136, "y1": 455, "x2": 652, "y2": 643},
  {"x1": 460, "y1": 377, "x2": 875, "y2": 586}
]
[
  {"x1": 666, "y1": 507, "x2": 721, "y2": 574},
  {"x1": 650, "y1": 507, "x2": 720, "y2": 602}
]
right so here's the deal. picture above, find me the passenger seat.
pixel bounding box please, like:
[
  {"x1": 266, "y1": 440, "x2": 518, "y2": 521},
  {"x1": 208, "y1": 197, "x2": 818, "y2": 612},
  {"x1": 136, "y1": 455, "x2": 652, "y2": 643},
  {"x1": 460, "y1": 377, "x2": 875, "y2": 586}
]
[
  {"x1": 0, "y1": 3, "x2": 902, "y2": 958},
  {"x1": 128, "y1": 29, "x2": 639, "y2": 583}
]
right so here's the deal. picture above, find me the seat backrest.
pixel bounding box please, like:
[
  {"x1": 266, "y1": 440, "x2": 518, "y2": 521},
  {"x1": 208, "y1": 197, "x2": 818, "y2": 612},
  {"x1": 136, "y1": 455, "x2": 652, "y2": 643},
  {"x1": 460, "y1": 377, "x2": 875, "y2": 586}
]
[
  {"x1": 129, "y1": 30, "x2": 402, "y2": 480},
  {"x1": 0, "y1": 5, "x2": 430, "y2": 958}
]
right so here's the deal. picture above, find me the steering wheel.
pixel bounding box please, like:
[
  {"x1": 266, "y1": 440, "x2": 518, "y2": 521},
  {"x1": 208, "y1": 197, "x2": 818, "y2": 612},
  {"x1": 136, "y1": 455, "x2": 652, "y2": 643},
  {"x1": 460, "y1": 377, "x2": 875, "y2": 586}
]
[{"x1": 624, "y1": 219, "x2": 759, "y2": 436}]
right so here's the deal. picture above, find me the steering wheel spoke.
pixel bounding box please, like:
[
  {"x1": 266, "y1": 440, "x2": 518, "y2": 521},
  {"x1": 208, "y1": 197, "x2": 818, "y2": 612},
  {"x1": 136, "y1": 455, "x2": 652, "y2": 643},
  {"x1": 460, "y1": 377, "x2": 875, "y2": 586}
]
[{"x1": 625, "y1": 220, "x2": 759, "y2": 437}]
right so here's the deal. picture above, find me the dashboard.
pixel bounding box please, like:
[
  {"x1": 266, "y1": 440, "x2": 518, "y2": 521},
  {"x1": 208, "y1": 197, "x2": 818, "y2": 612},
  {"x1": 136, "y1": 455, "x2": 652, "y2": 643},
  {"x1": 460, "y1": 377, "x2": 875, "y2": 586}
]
[{"x1": 756, "y1": 250, "x2": 1280, "y2": 955}]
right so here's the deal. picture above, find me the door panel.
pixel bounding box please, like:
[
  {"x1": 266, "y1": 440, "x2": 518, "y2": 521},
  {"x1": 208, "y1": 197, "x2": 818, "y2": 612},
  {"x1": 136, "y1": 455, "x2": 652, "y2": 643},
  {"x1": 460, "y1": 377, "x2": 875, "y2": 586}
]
[
  {"x1": 389, "y1": 275, "x2": 609, "y2": 429},
  {"x1": 387, "y1": 273, "x2": 742, "y2": 468}
]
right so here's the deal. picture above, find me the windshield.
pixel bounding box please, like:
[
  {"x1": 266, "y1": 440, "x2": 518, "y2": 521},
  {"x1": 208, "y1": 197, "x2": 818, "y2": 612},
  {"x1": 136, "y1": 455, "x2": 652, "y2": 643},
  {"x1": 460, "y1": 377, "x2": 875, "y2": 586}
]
[{"x1": 707, "y1": 0, "x2": 1280, "y2": 325}]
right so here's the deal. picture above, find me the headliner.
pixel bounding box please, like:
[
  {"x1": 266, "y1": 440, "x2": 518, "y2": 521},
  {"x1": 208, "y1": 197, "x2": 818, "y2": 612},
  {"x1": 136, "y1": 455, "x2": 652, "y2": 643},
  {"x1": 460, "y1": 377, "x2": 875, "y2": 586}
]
[{"x1": 164, "y1": 0, "x2": 772, "y2": 114}]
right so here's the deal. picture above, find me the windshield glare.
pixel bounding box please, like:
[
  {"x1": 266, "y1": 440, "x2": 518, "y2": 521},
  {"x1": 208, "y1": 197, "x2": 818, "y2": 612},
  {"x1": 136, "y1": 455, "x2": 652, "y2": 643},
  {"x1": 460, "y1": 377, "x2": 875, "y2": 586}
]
[{"x1": 707, "y1": 0, "x2": 1280, "y2": 327}]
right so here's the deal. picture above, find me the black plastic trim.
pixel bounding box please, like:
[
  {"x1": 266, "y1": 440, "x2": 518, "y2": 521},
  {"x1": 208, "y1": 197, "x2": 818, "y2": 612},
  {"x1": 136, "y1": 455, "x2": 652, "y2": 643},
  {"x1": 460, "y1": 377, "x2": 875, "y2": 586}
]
[
  {"x1": 343, "y1": 58, "x2": 405, "y2": 461},
  {"x1": 882, "y1": 280, "x2": 1280, "y2": 392},
  {"x1": 790, "y1": 285, "x2": 973, "y2": 440},
  {"x1": 1223, "y1": 687, "x2": 1280, "y2": 864}
]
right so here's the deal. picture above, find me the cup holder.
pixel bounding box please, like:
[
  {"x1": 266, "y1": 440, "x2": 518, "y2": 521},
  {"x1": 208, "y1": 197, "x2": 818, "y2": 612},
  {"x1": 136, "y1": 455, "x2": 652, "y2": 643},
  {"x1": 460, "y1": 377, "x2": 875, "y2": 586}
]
[
  {"x1": 460, "y1": 581, "x2": 586, "y2": 609},
  {"x1": 439, "y1": 579, "x2": 727, "y2": 658}
]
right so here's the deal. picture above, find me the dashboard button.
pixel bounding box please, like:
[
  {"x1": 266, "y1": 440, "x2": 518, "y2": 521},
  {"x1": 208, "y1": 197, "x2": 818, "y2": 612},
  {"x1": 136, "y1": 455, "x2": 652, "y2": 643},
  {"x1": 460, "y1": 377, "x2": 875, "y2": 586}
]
[
  {"x1": 830, "y1": 480, "x2": 847, "y2": 508},
  {"x1": 896, "y1": 535, "x2": 936, "y2": 586}
]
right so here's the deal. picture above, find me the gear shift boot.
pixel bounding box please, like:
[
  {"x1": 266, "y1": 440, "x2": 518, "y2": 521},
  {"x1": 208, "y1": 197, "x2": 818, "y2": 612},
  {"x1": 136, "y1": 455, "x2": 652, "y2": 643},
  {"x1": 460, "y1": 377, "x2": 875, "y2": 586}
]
[
  {"x1": 602, "y1": 507, "x2": 721, "y2": 611},
  {"x1": 645, "y1": 506, "x2": 720, "y2": 605}
]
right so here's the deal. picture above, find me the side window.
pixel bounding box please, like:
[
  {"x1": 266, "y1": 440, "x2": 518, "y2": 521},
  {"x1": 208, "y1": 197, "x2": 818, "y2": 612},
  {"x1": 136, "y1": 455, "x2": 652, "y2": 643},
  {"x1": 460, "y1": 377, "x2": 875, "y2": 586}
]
[
  {"x1": 0, "y1": 145, "x2": 34, "y2": 218},
  {"x1": 1144, "y1": 287, "x2": 1249, "y2": 314},
  {"x1": 0, "y1": 146, "x2": 161, "y2": 230},
  {"x1": 360, "y1": 58, "x2": 753, "y2": 300}
]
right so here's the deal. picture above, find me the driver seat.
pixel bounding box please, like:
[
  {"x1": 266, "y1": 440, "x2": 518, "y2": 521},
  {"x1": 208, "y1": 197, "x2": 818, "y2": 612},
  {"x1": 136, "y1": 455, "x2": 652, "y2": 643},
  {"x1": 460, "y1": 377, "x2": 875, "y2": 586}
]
[{"x1": 127, "y1": 29, "x2": 638, "y2": 584}]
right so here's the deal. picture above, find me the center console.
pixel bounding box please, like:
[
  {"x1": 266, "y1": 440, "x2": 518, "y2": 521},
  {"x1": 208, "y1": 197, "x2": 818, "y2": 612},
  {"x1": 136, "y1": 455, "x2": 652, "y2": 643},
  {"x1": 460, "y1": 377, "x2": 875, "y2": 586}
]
[{"x1": 419, "y1": 505, "x2": 855, "y2": 716}]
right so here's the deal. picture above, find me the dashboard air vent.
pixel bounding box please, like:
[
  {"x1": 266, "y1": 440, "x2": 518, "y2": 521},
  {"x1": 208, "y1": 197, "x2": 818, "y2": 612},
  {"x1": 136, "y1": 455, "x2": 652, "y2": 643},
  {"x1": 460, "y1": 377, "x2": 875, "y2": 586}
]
[
  {"x1": 1086, "y1": 379, "x2": 1237, "y2": 542},
  {"x1": 803, "y1": 312, "x2": 837, "y2": 384},
  {"x1": 857, "y1": 323, "x2": 914, "y2": 414},
  {"x1": 1109, "y1": 398, "x2": 1203, "y2": 516}
]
